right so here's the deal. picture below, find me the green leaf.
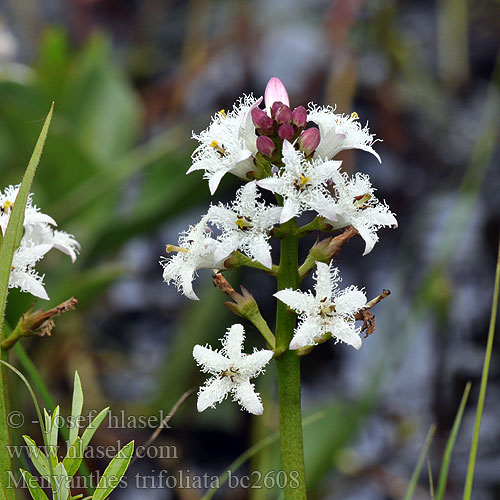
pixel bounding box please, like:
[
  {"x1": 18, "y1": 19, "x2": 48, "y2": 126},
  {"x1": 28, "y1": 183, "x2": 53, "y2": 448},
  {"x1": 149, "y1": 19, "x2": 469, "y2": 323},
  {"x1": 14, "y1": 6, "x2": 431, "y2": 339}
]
[
  {"x1": 49, "y1": 406, "x2": 60, "y2": 448},
  {"x1": 53, "y1": 462, "x2": 70, "y2": 500},
  {"x1": 81, "y1": 407, "x2": 109, "y2": 450},
  {"x1": 48, "y1": 406, "x2": 60, "y2": 468},
  {"x1": 0, "y1": 104, "x2": 53, "y2": 328},
  {"x1": 20, "y1": 469, "x2": 49, "y2": 500},
  {"x1": 0, "y1": 105, "x2": 53, "y2": 500},
  {"x1": 92, "y1": 441, "x2": 134, "y2": 500},
  {"x1": 63, "y1": 437, "x2": 83, "y2": 478},
  {"x1": 464, "y1": 237, "x2": 500, "y2": 500},
  {"x1": 22, "y1": 435, "x2": 50, "y2": 479},
  {"x1": 403, "y1": 425, "x2": 436, "y2": 500},
  {"x1": 69, "y1": 372, "x2": 83, "y2": 446},
  {"x1": 436, "y1": 382, "x2": 471, "y2": 500}
]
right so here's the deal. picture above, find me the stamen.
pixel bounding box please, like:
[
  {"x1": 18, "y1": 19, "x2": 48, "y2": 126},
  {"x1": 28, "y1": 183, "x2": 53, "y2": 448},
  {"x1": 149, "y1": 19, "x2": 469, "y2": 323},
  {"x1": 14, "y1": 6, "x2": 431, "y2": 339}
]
[
  {"x1": 209, "y1": 140, "x2": 227, "y2": 157},
  {"x1": 221, "y1": 367, "x2": 239, "y2": 382},
  {"x1": 350, "y1": 112, "x2": 359, "y2": 120},
  {"x1": 353, "y1": 193, "x2": 371, "y2": 209},
  {"x1": 218, "y1": 109, "x2": 226, "y2": 117},
  {"x1": 235, "y1": 214, "x2": 253, "y2": 231},
  {"x1": 294, "y1": 174, "x2": 311, "y2": 191},
  {"x1": 166, "y1": 244, "x2": 189, "y2": 254},
  {"x1": 1, "y1": 200, "x2": 13, "y2": 214}
]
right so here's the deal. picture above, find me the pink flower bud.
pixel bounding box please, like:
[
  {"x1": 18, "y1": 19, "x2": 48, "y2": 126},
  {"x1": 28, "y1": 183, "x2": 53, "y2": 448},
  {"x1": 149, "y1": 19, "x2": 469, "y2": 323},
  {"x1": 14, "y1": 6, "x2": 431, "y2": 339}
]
[
  {"x1": 256, "y1": 136, "x2": 276, "y2": 157},
  {"x1": 251, "y1": 107, "x2": 274, "y2": 132},
  {"x1": 292, "y1": 106, "x2": 307, "y2": 128},
  {"x1": 271, "y1": 101, "x2": 284, "y2": 118},
  {"x1": 275, "y1": 104, "x2": 293, "y2": 125},
  {"x1": 298, "y1": 127, "x2": 321, "y2": 155},
  {"x1": 278, "y1": 124, "x2": 294, "y2": 141},
  {"x1": 264, "y1": 77, "x2": 290, "y2": 114}
]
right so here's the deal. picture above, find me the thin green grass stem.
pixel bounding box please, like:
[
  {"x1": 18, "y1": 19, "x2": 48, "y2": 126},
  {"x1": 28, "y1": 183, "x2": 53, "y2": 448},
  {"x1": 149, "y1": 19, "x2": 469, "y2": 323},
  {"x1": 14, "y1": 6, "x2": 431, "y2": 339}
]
[{"x1": 463, "y1": 238, "x2": 500, "y2": 500}]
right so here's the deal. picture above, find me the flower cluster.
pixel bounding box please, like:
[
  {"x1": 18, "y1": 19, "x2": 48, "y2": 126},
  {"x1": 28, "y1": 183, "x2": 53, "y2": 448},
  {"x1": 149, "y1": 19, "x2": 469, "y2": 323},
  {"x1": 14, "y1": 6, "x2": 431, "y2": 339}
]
[
  {"x1": 1, "y1": 185, "x2": 80, "y2": 300},
  {"x1": 161, "y1": 77, "x2": 396, "y2": 414}
]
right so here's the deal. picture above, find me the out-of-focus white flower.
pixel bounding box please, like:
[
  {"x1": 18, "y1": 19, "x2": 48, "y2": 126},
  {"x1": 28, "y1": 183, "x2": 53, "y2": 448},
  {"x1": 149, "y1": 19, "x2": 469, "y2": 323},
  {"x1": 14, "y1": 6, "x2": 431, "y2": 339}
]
[
  {"x1": 207, "y1": 182, "x2": 281, "y2": 269},
  {"x1": 0, "y1": 185, "x2": 80, "y2": 300},
  {"x1": 257, "y1": 141, "x2": 342, "y2": 223},
  {"x1": 188, "y1": 96, "x2": 263, "y2": 194},
  {"x1": 327, "y1": 172, "x2": 397, "y2": 255},
  {"x1": 161, "y1": 216, "x2": 227, "y2": 300},
  {"x1": 24, "y1": 224, "x2": 80, "y2": 263},
  {"x1": 274, "y1": 262, "x2": 367, "y2": 350},
  {"x1": 307, "y1": 106, "x2": 381, "y2": 163},
  {"x1": 193, "y1": 324, "x2": 273, "y2": 415},
  {"x1": 10, "y1": 243, "x2": 53, "y2": 300}
]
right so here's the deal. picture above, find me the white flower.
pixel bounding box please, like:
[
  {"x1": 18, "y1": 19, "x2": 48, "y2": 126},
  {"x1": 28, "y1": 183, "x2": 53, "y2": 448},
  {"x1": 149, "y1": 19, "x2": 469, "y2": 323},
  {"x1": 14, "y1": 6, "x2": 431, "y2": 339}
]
[
  {"x1": 187, "y1": 95, "x2": 262, "y2": 194},
  {"x1": 10, "y1": 243, "x2": 53, "y2": 300},
  {"x1": 24, "y1": 224, "x2": 81, "y2": 263},
  {"x1": 0, "y1": 185, "x2": 80, "y2": 300},
  {"x1": 0, "y1": 185, "x2": 55, "y2": 235},
  {"x1": 274, "y1": 262, "x2": 367, "y2": 350},
  {"x1": 257, "y1": 141, "x2": 342, "y2": 223},
  {"x1": 161, "y1": 216, "x2": 228, "y2": 300},
  {"x1": 207, "y1": 182, "x2": 281, "y2": 269},
  {"x1": 193, "y1": 324, "x2": 273, "y2": 415},
  {"x1": 327, "y1": 172, "x2": 397, "y2": 255},
  {"x1": 307, "y1": 106, "x2": 381, "y2": 163}
]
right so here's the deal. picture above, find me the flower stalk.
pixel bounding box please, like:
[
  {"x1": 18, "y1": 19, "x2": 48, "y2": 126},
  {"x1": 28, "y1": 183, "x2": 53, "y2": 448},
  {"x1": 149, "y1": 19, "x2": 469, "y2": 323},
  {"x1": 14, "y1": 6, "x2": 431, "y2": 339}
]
[
  {"x1": 213, "y1": 273, "x2": 276, "y2": 349},
  {"x1": 275, "y1": 219, "x2": 307, "y2": 499}
]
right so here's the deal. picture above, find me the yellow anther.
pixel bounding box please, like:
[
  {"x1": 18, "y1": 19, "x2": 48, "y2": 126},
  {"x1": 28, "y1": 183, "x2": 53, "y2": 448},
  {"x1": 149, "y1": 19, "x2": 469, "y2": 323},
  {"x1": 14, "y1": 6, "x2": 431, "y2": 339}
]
[
  {"x1": 235, "y1": 214, "x2": 253, "y2": 231},
  {"x1": 218, "y1": 109, "x2": 226, "y2": 117},
  {"x1": 353, "y1": 193, "x2": 371, "y2": 208},
  {"x1": 166, "y1": 244, "x2": 189, "y2": 254},
  {"x1": 350, "y1": 112, "x2": 359, "y2": 120},
  {"x1": 1, "y1": 200, "x2": 13, "y2": 213},
  {"x1": 209, "y1": 140, "x2": 226, "y2": 156},
  {"x1": 300, "y1": 174, "x2": 311, "y2": 186}
]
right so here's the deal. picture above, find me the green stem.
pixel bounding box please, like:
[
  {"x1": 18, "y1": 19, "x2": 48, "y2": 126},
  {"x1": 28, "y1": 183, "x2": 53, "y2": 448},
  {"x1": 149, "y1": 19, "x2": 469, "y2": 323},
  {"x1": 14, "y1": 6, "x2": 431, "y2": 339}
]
[
  {"x1": 275, "y1": 219, "x2": 307, "y2": 499},
  {"x1": 246, "y1": 310, "x2": 276, "y2": 350},
  {"x1": 1, "y1": 324, "x2": 26, "y2": 351},
  {"x1": 463, "y1": 237, "x2": 500, "y2": 500}
]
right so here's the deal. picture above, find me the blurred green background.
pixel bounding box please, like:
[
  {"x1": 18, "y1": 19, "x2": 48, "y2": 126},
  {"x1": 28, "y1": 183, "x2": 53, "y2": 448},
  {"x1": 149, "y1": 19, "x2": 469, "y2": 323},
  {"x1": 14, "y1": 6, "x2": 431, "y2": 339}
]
[{"x1": 0, "y1": 0, "x2": 499, "y2": 499}]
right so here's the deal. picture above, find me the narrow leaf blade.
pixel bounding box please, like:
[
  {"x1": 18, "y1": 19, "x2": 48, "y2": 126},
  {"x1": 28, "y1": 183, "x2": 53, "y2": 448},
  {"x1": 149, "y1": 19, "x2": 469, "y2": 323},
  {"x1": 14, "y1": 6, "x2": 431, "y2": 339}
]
[
  {"x1": 69, "y1": 372, "x2": 83, "y2": 446},
  {"x1": 81, "y1": 407, "x2": 109, "y2": 450},
  {"x1": 92, "y1": 441, "x2": 134, "y2": 500},
  {"x1": 436, "y1": 382, "x2": 471, "y2": 500},
  {"x1": 20, "y1": 469, "x2": 49, "y2": 500},
  {"x1": 403, "y1": 424, "x2": 436, "y2": 500},
  {"x1": 62, "y1": 437, "x2": 83, "y2": 478}
]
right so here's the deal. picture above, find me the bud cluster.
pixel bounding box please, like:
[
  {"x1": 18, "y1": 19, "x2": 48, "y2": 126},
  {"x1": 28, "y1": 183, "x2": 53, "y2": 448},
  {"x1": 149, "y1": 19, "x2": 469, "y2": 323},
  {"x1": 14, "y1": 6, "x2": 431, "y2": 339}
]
[{"x1": 252, "y1": 101, "x2": 320, "y2": 161}]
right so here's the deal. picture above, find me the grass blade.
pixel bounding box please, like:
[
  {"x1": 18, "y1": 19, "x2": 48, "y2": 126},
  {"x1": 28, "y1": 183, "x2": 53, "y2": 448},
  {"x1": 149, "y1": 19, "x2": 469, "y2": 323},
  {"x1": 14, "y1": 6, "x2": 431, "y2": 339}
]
[
  {"x1": 403, "y1": 424, "x2": 436, "y2": 500},
  {"x1": 463, "y1": 238, "x2": 500, "y2": 499},
  {"x1": 436, "y1": 382, "x2": 471, "y2": 500}
]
